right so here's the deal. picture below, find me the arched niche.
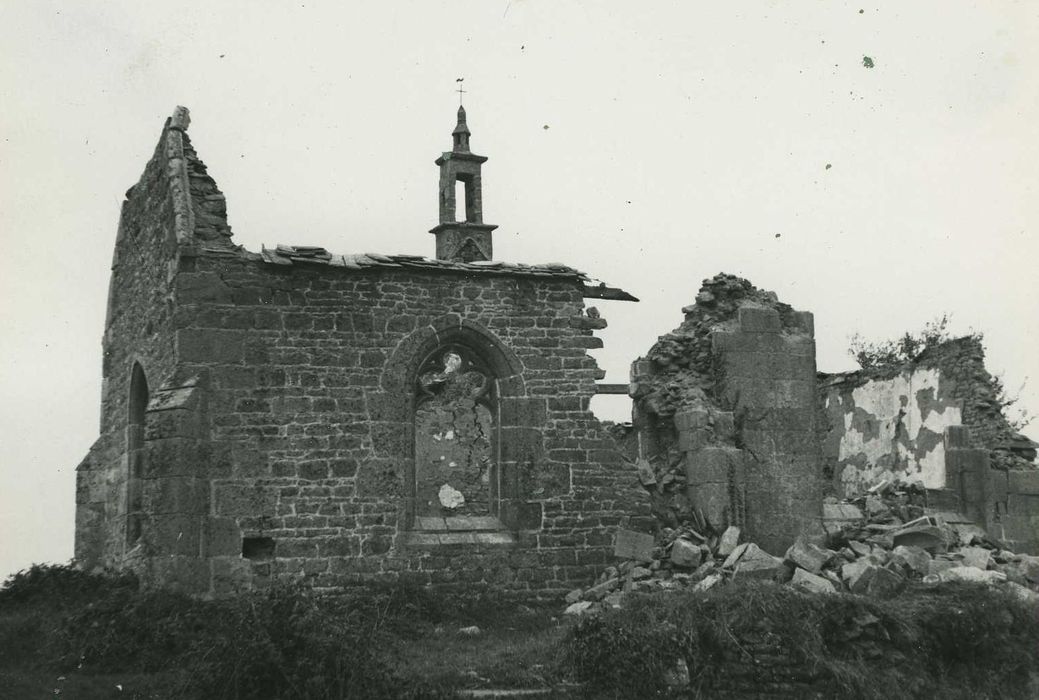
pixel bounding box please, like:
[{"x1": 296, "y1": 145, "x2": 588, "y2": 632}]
[
  {"x1": 413, "y1": 345, "x2": 498, "y2": 519},
  {"x1": 381, "y1": 319, "x2": 529, "y2": 533}
]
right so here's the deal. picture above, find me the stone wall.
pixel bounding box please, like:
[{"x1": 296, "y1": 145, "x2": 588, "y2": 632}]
[
  {"x1": 75, "y1": 107, "x2": 653, "y2": 598},
  {"x1": 820, "y1": 366, "x2": 963, "y2": 495},
  {"x1": 75, "y1": 108, "x2": 221, "y2": 573},
  {"x1": 629, "y1": 275, "x2": 824, "y2": 556},
  {"x1": 821, "y1": 336, "x2": 1034, "y2": 498}
]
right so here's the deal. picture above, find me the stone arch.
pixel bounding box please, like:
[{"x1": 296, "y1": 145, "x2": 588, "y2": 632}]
[
  {"x1": 381, "y1": 316, "x2": 525, "y2": 397},
  {"x1": 377, "y1": 318, "x2": 532, "y2": 531},
  {"x1": 126, "y1": 361, "x2": 149, "y2": 547}
]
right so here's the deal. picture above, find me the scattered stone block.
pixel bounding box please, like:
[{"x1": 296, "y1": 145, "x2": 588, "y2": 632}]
[
  {"x1": 890, "y1": 545, "x2": 931, "y2": 576},
  {"x1": 1005, "y1": 582, "x2": 1039, "y2": 605},
  {"x1": 791, "y1": 567, "x2": 837, "y2": 594},
  {"x1": 583, "y1": 577, "x2": 620, "y2": 601},
  {"x1": 892, "y1": 523, "x2": 947, "y2": 553},
  {"x1": 670, "y1": 538, "x2": 703, "y2": 568},
  {"x1": 928, "y1": 559, "x2": 962, "y2": 577},
  {"x1": 722, "y1": 542, "x2": 750, "y2": 568},
  {"x1": 734, "y1": 544, "x2": 782, "y2": 580},
  {"x1": 564, "y1": 601, "x2": 595, "y2": 616},
  {"x1": 631, "y1": 566, "x2": 652, "y2": 580},
  {"x1": 564, "y1": 588, "x2": 583, "y2": 604},
  {"x1": 784, "y1": 538, "x2": 835, "y2": 574},
  {"x1": 958, "y1": 546, "x2": 992, "y2": 570},
  {"x1": 717, "y1": 526, "x2": 741, "y2": 557},
  {"x1": 603, "y1": 592, "x2": 625, "y2": 609},
  {"x1": 939, "y1": 567, "x2": 1007, "y2": 585},
  {"x1": 694, "y1": 573, "x2": 723, "y2": 591},
  {"x1": 867, "y1": 567, "x2": 905, "y2": 597}
]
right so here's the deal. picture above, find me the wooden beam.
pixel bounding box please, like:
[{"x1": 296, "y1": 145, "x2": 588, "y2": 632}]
[
  {"x1": 595, "y1": 383, "x2": 630, "y2": 395},
  {"x1": 582, "y1": 284, "x2": 639, "y2": 302}
]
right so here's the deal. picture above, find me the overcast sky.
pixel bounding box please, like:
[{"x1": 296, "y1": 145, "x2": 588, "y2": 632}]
[{"x1": 2, "y1": 1, "x2": 1037, "y2": 581}]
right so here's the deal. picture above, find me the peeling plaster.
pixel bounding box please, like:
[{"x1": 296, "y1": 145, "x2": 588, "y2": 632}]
[{"x1": 825, "y1": 368, "x2": 962, "y2": 494}]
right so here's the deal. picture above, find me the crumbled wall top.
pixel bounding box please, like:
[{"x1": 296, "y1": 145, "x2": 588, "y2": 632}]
[{"x1": 636, "y1": 273, "x2": 802, "y2": 417}]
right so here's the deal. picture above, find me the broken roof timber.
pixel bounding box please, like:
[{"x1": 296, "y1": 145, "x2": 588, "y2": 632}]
[{"x1": 582, "y1": 284, "x2": 639, "y2": 302}]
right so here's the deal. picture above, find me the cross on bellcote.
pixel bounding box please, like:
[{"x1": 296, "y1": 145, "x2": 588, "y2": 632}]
[{"x1": 455, "y1": 78, "x2": 466, "y2": 105}]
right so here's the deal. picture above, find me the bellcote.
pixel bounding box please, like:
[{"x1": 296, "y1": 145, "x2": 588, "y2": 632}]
[{"x1": 430, "y1": 106, "x2": 497, "y2": 262}]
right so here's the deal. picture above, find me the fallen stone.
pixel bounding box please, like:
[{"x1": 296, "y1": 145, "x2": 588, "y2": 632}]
[
  {"x1": 849, "y1": 541, "x2": 872, "y2": 558},
  {"x1": 958, "y1": 546, "x2": 992, "y2": 570},
  {"x1": 733, "y1": 544, "x2": 782, "y2": 580},
  {"x1": 564, "y1": 601, "x2": 595, "y2": 616},
  {"x1": 583, "y1": 577, "x2": 620, "y2": 601},
  {"x1": 631, "y1": 566, "x2": 653, "y2": 580},
  {"x1": 890, "y1": 545, "x2": 932, "y2": 576},
  {"x1": 1006, "y1": 582, "x2": 1039, "y2": 605},
  {"x1": 785, "y1": 538, "x2": 835, "y2": 574},
  {"x1": 670, "y1": 538, "x2": 703, "y2": 568},
  {"x1": 564, "y1": 588, "x2": 583, "y2": 604},
  {"x1": 892, "y1": 524, "x2": 947, "y2": 553},
  {"x1": 603, "y1": 592, "x2": 625, "y2": 609},
  {"x1": 694, "y1": 573, "x2": 723, "y2": 592},
  {"x1": 866, "y1": 567, "x2": 905, "y2": 597},
  {"x1": 841, "y1": 559, "x2": 876, "y2": 593},
  {"x1": 1017, "y1": 555, "x2": 1039, "y2": 584},
  {"x1": 865, "y1": 496, "x2": 888, "y2": 516},
  {"x1": 928, "y1": 559, "x2": 962, "y2": 577},
  {"x1": 722, "y1": 542, "x2": 750, "y2": 568},
  {"x1": 458, "y1": 625, "x2": 482, "y2": 636},
  {"x1": 717, "y1": 526, "x2": 741, "y2": 557},
  {"x1": 939, "y1": 567, "x2": 1007, "y2": 585},
  {"x1": 791, "y1": 567, "x2": 837, "y2": 594}
]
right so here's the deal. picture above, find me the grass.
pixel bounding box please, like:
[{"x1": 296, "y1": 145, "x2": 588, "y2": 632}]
[{"x1": 4, "y1": 564, "x2": 1037, "y2": 700}]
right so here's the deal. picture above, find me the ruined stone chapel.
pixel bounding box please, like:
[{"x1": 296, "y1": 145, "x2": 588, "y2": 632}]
[{"x1": 75, "y1": 106, "x2": 1039, "y2": 598}]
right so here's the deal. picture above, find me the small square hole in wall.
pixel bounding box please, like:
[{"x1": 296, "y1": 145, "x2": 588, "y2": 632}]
[{"x1": 241, "y1": 536, "x2": 275, "y2": 560}]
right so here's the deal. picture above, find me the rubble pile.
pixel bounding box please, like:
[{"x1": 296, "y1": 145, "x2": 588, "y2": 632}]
[{"x1": 564, "y1": 481, "x2": 1039, "y2": 616}]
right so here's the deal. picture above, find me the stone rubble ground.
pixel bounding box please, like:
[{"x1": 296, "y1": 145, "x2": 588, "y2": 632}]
[{"x1": 563, "y1": 480, "x2": 1039, "y2": 616}]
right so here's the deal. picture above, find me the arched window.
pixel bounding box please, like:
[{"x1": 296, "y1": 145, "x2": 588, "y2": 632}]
[
  {"x1": 126, "y1": 363, "x2": 148, "y2": 546},
  {"x1": 413, "y1": 345, "x2": 497, "y2": 519}
]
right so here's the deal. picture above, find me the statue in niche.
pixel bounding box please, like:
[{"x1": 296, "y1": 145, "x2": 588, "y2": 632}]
[{"x1": 414, "y1": 350, "x2": 494, "y2": 517}]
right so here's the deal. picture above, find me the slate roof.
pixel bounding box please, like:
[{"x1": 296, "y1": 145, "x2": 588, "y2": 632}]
[{"x1": 195, "y1": 243, "x2": 639, "y2": 301}]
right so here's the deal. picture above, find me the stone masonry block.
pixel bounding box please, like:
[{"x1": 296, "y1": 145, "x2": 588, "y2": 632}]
[
  {"x1": 206, "y1": 517, "x2": 242, "y2": 556},
  {"x1": 175, "y1": 272, "x2": 231, "y2": 304},
  {"x1": 145, "y1": 477, "x2": 205, "y2": 515},
  {"x1": 499, "y1": 427, "x2": 544, "y2": 463},
  {"x1": 945, "y1": 425, "x2": 972, "y2": 449},
  {"x1": 176, "y1": 329, "x2": 245, "y2": 364},
  {"x1": 677, "y1": 428, "x2": 711, "y2": 453},
  {"x1": 669, "y1": 402, "x2": 710, "y2": 429},
  {"x1": 772, "y1": 380, "x2": 814, "y2": 408},
  {"x1": 213, "y1": 483, "x2": 277, "y2": 518},
  {"x1": 945, "y1": 448, "x2": 989, "y2": 477},
  {"x1": 1009, "y1": 470, "x2": 1039, "y2": 495},
  {"x1": 151, "y1": 514, "x2": 203, "y2": 556},
  {"x1": 500, "y1": 397, "x2": 548, "y2": 427},
  {"x1": 143, "y1": 438, "x2": 204, "y2": 478},
  {"x1": 737, "y1": 306, "x2": 781, "y2": 333},
  {"x1": 686, "y1": 446, "x2": 740, "y2": 485},
  {"x1": 789, "y1": 311, "x2": 814, "y2": 337}
]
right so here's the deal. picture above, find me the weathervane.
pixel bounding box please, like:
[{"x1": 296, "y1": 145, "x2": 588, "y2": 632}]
[{"x1": 455, "y1": 77, "x2": 466, "y2": 105}]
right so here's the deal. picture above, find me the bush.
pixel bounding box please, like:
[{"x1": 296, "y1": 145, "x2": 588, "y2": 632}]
[
  {"x1": 0, "y1": 565, "x2": 458, "y2": 699},
  {"x1": 561, "y1": 580, "x2": 1039, "y2": 700},
  {"x1": 848, "y1": 314, "x2": 958, "y2": 371}
]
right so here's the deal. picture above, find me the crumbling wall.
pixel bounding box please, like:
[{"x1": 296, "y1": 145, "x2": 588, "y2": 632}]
[
  {"x1": 820, "y1": 336, "x2": 1035, "y2": 498},
  {"x1": 75, "y1": 108, "x2": 220, "y2": 573},
  {"x1": 629, "y1": 274, "x2": 823, "y2": 555},
  {"x1": 820, "y1": 368, "x2": 962, "y2": 494}
]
